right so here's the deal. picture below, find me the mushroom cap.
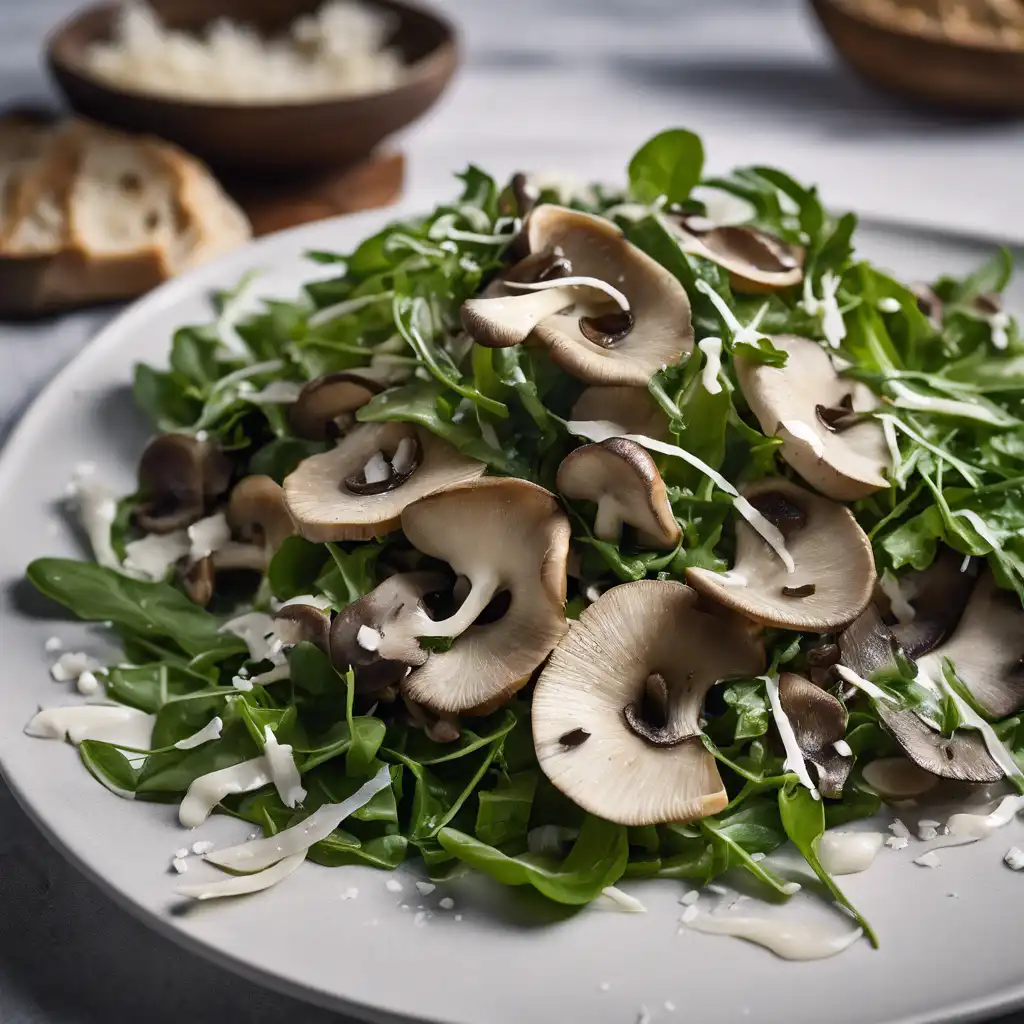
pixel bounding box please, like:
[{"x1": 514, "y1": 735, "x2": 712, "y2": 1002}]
[
  {"x1": 462, "y1": 206, "x2": 693, "y2": 386},
  {"x1": 556, "y1": 438, "x2": 680, "y2": 549},
  {"x1": 838, "y1": 606, "x2": 1002, "y2": 783},
  {"x1": 330, "y1": 572, "x2": 447, "y2": 692},
  {"x1": 920, "y1": 570, "x2": 1024, "y2": 719},
  {"x1": 399, "y1": 478, "x2": 571, "y2": 714},
  {"x1": 136, "y1": 433, "x2": 231, "y2": 534},
  {"x1": 274, "y1": 603, "x2": 330, "y2": 653},
  {"x1": 570, "y1": 386, "x2": 671, "y2": 441},
  {"x1": 283, "y1": 422, "x2": 486, "y2": 543},
  {"x1": 736, "y1": 335, "x2": 890, "y2": 501},
  {"x1": 227, "y1": 475, "x2": 295, "y2": 552},
  {"x1": 289, "y1": 372, "x2": 384, "y2": 440},
  {"x1": 533, "y1": 580, "x2": 765, "y2": 827},
  {"x1": 777, "y1": 672, "x2": 851, "y2": 798},
  {"x1": 670, "y1": 218, "x2": 805, "y2": 294},
  {"x1": 687, "y1": 478, "x2": 875, "y2": 632}
]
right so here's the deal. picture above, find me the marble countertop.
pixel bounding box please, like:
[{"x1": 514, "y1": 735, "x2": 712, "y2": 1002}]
[{"x1": 0, "y1": 0, "x2": 1022, "y2": 1021}]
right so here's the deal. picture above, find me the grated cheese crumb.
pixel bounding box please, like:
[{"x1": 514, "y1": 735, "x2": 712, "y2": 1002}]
[
  {"x1": 707, "y1": 883, "x2": 729, "y2": 895},
  {"x1": 680, "y1": 905, "x2": 699, "y2": 925},
  {"x1": 889, "y1": 818, "x2": 911, "y2": 839},
  {"x1": 44, "y1": 636, "x2": 63, "y2": 653},
  {"x1": 918, "y1": 825, "x2": 939, "y2": 841},
  {"x1": 781, "y1": 882, "x2": 802, "y2": 895},
  {"x1": 385, "y1": 878, "x2": 403, "y2": 893},
  {"x1": 413, "y1": 911, "x2": 429, "y2": 928},
  {"x1": 415, "y1": 881, "x2": 436, "y2": 896},
  {"x1": 887, "y1": 836, "x2": 909, "y2": 850},
  {"x1": 750, "y1": 852, "x2": 766, "y2": 862},
  {"x1": 679, "y1": 890, "x2": 699, "y2": 905},
  {"x1": 914, "y1": 851, "x2": 941, "y2": 868},
  {"x1": 1004, "y1": 847, "x2": 1024, "y2": 871},
  {"x1": 171, "y1": 857, "x2": 188, "y2": 874},
  {"x1": 192, "y1": 840, "x2": 214, "y2": 855},
  {"x1": 439, "y1": 897, "x2": 455, "y2": 911},
  {"x1": 174, "y1": 847, "x2": 189, "y2": 859}
]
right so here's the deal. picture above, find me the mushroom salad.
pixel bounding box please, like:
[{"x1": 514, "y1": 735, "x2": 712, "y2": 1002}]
[{"x1": 25, "y1": 129, "x2": 1024, "y2": 948}]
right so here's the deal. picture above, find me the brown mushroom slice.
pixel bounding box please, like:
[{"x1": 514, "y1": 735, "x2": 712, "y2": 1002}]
[
  {"x1": 570, "y1": 386, "x2": 671, "y2": 441},
  {"x1": 398, "y1": 478, "x2": 571, "y2": 714},
  {"x1": 920, "y1": 571, "x2": 1024, "y2": 719},
  {"x1": 556, "y1": 438, "x2": 680, "y2": 549},
  {"x1": 284, "y1": 422, "x2": 486, "y2": 542},
  {"x1": 463, "y1": 206, "x2": 693, "y2": 386},
  {"x1": 289, "y1": 372, "x2": 384, "y2": 440},
  {"x1": 687, "y1": 478, "x2": 875, "y2": 633},
  {"x1": 887, "y1": 547, "x2": 980, "y2": 659},
  {"x1": 533, "y1": 580, "x2": 764, "y2": 827},
  {"x1": 669, "y1": 217, "x2": 805, "y2": 294},
  {"x1": 838, "y1": 606, "x2": 1002, "y2": 784},
  {"x1": 777, "y1": 672, "x2": 851, "y2": 798},
  {"x1": 136, "y1": 434, "x2": 231, "y2": 534},
  {"x1": 329, "y1": 572, "x2": 448, "y2": 693},
  {"x1": 182, "y1": 556, "x2": 215, "y2": 605},
  {"x1": 228, "y1": 475, "x2": 295, "y2": 553},
  {"x1": 736, "y1": 334, "x2": 890, "y2": 501},
  {"x1": 274, "y1": 603, "x2": 330, "y2": 653}
]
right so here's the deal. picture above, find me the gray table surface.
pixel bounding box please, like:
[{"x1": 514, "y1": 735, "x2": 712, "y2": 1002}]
[{"x1": 1, "y1": 0, "x2": 1023, "y2": 1020}]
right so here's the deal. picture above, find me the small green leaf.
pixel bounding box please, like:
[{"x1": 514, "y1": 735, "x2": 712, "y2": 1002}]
[{"x1": 628, "y1": 129, "x2": 705, "y2": 205}]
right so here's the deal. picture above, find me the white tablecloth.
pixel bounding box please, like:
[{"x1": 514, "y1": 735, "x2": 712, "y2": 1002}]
[{"x1": 0, "y1": 0, "x2": 1022, "y2": 1020}]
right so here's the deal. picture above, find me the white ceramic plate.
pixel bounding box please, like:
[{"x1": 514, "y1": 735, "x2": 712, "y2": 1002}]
[{"x1": 1, "y1": 205, "x2": 1023, "y2": 1024}]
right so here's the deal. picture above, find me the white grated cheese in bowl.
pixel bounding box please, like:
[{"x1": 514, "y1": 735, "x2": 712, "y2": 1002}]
[{"x1": 84, "y1": 2, "x2": 406, "y2": 104}]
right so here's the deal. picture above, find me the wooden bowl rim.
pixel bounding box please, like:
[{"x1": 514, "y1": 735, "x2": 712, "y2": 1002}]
[
  {"x1": 45, "y1": 0, "x2": 458, "y2": 112},
  {"x1": 812, "y1": 0, "x2": 1024, "y2": 58}
]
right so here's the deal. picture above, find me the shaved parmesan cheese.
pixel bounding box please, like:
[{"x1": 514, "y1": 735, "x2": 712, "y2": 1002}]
[
  {"x1": 566, "y1": 422, "x2": 794, "y2": 572},
  {"x1": 889, "y1": 818, "x2": 911, "y2": 838},
  {"x1": 889, "y1": 381, "x2": 1013, "y2": 427},
  {"x1": 50, "y1": 651, "x2": 103, "y2": 684},
  {"x1": 176, "y1": 852, "x2": 306, "y2": 900},
  {"x1": 76, "y1": 670, "x2": 100, "y2": 696},
  {"x1": 939, "y1": 677, "x2": 1023, "y2": 785},
  {"x1": 817, "y1": 831, "x2": 884, "y2": 875},
  {"x1": 833, "y1": 739, "x2": 853, "y2": 758},
  {"x1": 262, "y1": 726, "x2": 306, "y2": 809},
  {"x1": 66, "y1": 465, "x2": 120, "y2": 570},
  {"x1": 601, "y1": 886, "x2": 647, "y2": 913},
  {"x1": 205, "y1": 765, "x2": 391, "y2": 873},
  {"x1": 780, "y1": 419, "x2": 825, "y2": 458},
  {"x1": 879, "y1": 571, "x2": 916, "y2": 624},
  {"x1": 276, "y1": 594, "x2": 333, "y2": 611},
  {"x1": 947, "y1": 795, "x2": 1024, "y2": 841},
  {"x1": 123, "y1": 530, "x2": 190, "y2": 580},
  {"x1": 391, "y1": 436, "x2": 418, "y2": 475},
  {"x1": 362, "y1": 451, "x2": 390, "y2": 485},
  {"x1": 697, "y1": 337, "x2": 723, "y2": 394},
  {"x1": 187, "y1": 513, "x2": 232, "y2": 561},
  {"x1": 179, "y1": 756, "x2": 273, "y2": 827},
  {"x1": 877, "y1": 297, "x2": 902, "y2": 313},
  {"x1": 802, "y1": 271, "x2": 846, "y2": 349},
  {"x1": 504, "y1": 276, "x2": 630, "y2": 312},
  {"x1": 25, "y1": 705, "x2": 154, "y2": 749},
  {"x1": 953, "y1": 509, "x2": 1004, "y2": 555},
  {"x1": 765, "y1": 674, "x2": 819, "y2": 797},
  {"x1": 1004, "y1": 846, "x2": 1024, "y2": 870},
  {"x1": 914, "y1": 851, "x2": 941, "y2": 868},
  {"x1": 219, "y1": 612, "x2": 280, "y2": 662},
  {"x1": 990, "y1": 312, "x2": 1010, "y2": 351},
  {"x1": 175, "y1": 716, "x2": 223, "y2": 750},
  {"x1": 694, "y1": 281, "x2": 769, "y2": 350},
  {"x1": 357, "y1": 625, "x2": 382, "y2": 651},
  {"x1": 887, "y1": 836, "x2": 909, "y2": 850},
  {"x1": 834, "y1": 665, "x2": 898, "y2": 705},
  {"x1": 690, "y1": 186, "x2": 756, "y2": 227},
  {"x1": 172, "y1": 857, "x2": 188, "y2": 874},
  {"x1": 687, "y1": 913, "x2": 862, "y2": 960}
]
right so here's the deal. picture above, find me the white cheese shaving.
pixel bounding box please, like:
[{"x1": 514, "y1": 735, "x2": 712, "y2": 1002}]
[
  {"x1": 172, "y1": 857, "x2": 189, "y2": 874},
  {"x1": 990, "y1": 311, "x2": 1011, "y2": 351},
  {"x1": 697, "y1": 337, "x2": 723, "y2": 394},
  {"x1": 415, "y1": 881, "x2": 436, "y2": 896},
  {"x1": 886, "y1": 836, "x2": 909, "y2": 850},
  {"x1": 205, "y1": 765, "x2": 391, "y2": 872},
  {"x1": 780, "y1": 419, "x2": 825, "y2": 459},
  {"x1": 888, "y1": 818, "x2": 911, "y2": 839},
  {"x1": 44, "y1": 636, "x2": 63, "y2": 653},
  {"x1": 439, "y1": 897, "x2": 456, "y2": 911},
  {"x1": 219, "y1": 612, "x2": 284, "y2": 663},
  {"x1": 680, "y1": 904, "x2": 700, "y2": 925},
  {"x1": 694, "y1": 280, "x2": 769, "y2": 350},
  {"x1": 877, "y1": 297, "x2": 902, "y2": 313},
  {"x1": 690, "y1": 186, "x2": 757, "y2": 226},
  {"x1": 939, "y1": 676, "x2": 1024, "y2": 785},
  {"x1": 947, "y1": 794, "x2": 1024, "y2": 841},
  {"x1": 50, "y1": 651, "x2": 102, "y2": 684},
  {"x1": 913, "y1": 851, "x2": 941, "y2": 868},
  {"x1": 76, "y1": 670, "x2": 100, "y2": 696},
  {"x1": 878, "y1": 570, "x2": 917, "y2": 624},
  {"x1": 26, "y1": 704, "x2": 154, "y2": 750},
  {"x1": 816, "y1": 831, "x2": 884, "y2": 875},
  {"x1": 765, "y1": 674, "x2": 819, "y2": 796},
  {"x1": 1004, "y1": 846, "x2": 1024, "y2": 870},
  {"x1": 123, "y1": 530, "x2": 190, "y2": 580},
  {"x1": 889, "y1": 381, "x2": 1013, "y2": 427},
  {"x1": 362, "y1": 450, "x2": 391, "y2": 485},
  {"x1": 834, "y1": 664, "x2": 898, "y2": 705},
  {"x1": 566, "y1": 421, "x2": 795, "y2": 572},
  {"x1": 178, "y1": 756, "x2": 273, "y2": 827},
  {"x1": 192, "y1": 840, "x2": 214, "y2": 855},
  {"x1": 262, "y1": 726, "x2": 306, "y2": 809},
  {"x1": 600, "y1": 886, "x2": 647, "y2": 913},
  {"x1": 953, "y1": 509, "x2": 1003, "y2": 555},
  {"x1": 174, "y1": 716, "x2": 224, "y2": 750},
  {"x1": 276, "y1": 594, "x2": 333, "y2": 611},
  {"x1": 385, "y1": 878, "x2": 404, "y2": 893},
  {"x1": 918, "y1": 825, "x2": 939, "y2": 841},
  {"x1": 391, "y1": 436, "x2": 418, "y2": 475},
  {"x1": 878, "y1": 415, "x2": 980, "y2": 487},
  {"x1": 247, "y1": 381, "x2": 304, "y2": 404},
  {"x1": 356, "y1": 624, "x2": 382, "y2": 652},
  {"x1": 187, "y1": 513, "x2": 232, "y2": 561},
  {"x1": 66, "y1": 464, "x2": 120, "y2": 570},
  {"x1": 679, "y1": 890, "x2": 700, "y2": 906},
  {"x1": 503, "y1": 276, "x2": 630, "y2": 312},
  {"x1": 833, "y1": 739, "x2": 853, "y2": 758},
  {"x1": 176, "y1": 852, "x2": 306, "y2": 900},
  {"x1": 801, "y1": 271, "x2": 846, "y2": 349},
  {"x1": 686, "y1": 913, "x2": 862, "y2": 960}
]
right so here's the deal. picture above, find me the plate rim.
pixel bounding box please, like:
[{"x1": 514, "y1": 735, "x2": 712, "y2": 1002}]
[{"x1": 1, "y1": 206, "x2": 1022, "y2": 1024}]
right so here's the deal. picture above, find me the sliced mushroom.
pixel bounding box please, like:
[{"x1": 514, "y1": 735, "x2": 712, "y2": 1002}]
[
  {"x1": 777, "y1": 672, "x2": 852, "y2": 798},
  {"x1": 556, "y1": 438, "x2": 679, "y2": 549},
  {"x1": 274, "y1": 603, "x2": 330, "y2": 653},
  {"x1": 687, "y1": 478, "x2": 875, "y2": 632},
  {"x1": 182, "y1": 556, "x2": 215, "y2": 605},
  {"x1": 227, "y1": 475, "x2": 295, "y2": 554},
  {"x1": 462, "y1": 206, "x2": 693, "y2": 386},
  {"x1": 736, "y1": 334, "x2": 890, "y2": 501},
  {"x1": 533, "y1": 580, "x2": 764, "y2": 826},
  {"x1": 668, "y1": 217, "x2": 804, "y2": 294},
  {"x1": 838, "y1": 606, "x2": 1002, "y2": 784},
  {"x1": 398, "y1": 478, "x2": 571, "y2": 714},
  {"x1": 136, "y1": 434, "x2": 231, "y2": 534},
  {"x1": 887, "y1": 548, "x2": 980, "y2": 659},
  {"x1": 919, "y1": 571, "x2": 1024, "y2": 719},
  {"x1": 289, "y1": 372, "x2": 384, "y2": 440},
  {"x1": 570, "y1": 386, "x2": 671, "y2": 441},
  {"x1": 284, "y1": 422, "x2": 486, "y2": 542},
  {"x1": 329, "y1": 572, "x2": 448, "y2": 693}
]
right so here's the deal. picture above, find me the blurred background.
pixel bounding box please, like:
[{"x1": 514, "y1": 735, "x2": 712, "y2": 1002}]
[{"x1": 1, "y1": 0, "x2": 1023, "y2": 1021}]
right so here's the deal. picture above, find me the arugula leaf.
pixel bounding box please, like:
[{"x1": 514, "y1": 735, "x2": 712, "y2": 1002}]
[
  {"x1": 268, "y1": 537, "x2": 331, "y2": 601},
  {"x1": 628, "y1": 129, "x2": 704, "y2": 205},
  {"x1": 475, "y1": 771, "x2": 538, "y2": 847},
  {"x1": 438, "y1": 814, "x2": 628, "y2": 904},
  {"x1": 316, "y1": 541, "x2": 384, "y2": 607},
  {"x1": 79, "y1": 741, "x2": 140, "y2": 797},
  {"x1": 27, "y1": 559, "x2": 244, "y2": 657}
]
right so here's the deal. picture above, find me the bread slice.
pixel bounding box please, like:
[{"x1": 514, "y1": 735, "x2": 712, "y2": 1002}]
[{"x1": 0, "y1": 117, "x2": 251, "y2": 316}]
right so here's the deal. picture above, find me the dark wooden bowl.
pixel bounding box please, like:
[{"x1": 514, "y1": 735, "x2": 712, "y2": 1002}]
[
  {"x1": 47, "y1": 0, "x2": 458, "y2": 176},
  {"x1": 810, "y1": 0, "x2": 1024, "y2": 114}
]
